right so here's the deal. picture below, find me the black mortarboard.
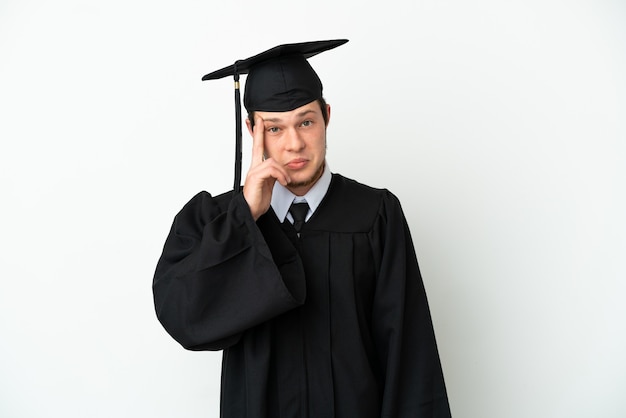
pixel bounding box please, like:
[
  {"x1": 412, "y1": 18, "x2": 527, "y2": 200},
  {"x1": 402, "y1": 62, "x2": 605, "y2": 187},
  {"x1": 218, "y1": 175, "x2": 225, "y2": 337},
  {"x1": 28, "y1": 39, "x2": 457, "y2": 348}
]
[{"x1": 201, "y1": 39, "x2": 349, "y2": 192}]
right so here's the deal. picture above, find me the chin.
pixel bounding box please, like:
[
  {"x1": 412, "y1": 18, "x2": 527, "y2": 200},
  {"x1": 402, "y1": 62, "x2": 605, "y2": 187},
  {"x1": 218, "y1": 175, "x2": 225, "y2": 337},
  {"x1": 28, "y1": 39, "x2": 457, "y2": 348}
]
[
  {"x1": 288, "y1": 175, "x2": 315, "y2": 189},
  {"x1": 288, "y1": 163, "x2": 324, "y2": 189}
]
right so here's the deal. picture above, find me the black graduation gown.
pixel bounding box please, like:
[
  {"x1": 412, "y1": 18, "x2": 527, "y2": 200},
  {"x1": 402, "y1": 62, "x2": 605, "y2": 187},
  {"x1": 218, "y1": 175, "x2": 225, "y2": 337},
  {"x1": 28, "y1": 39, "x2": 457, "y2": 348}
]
[{"x1": 153, "y1": 174, "x2": 451, "y2": 418}]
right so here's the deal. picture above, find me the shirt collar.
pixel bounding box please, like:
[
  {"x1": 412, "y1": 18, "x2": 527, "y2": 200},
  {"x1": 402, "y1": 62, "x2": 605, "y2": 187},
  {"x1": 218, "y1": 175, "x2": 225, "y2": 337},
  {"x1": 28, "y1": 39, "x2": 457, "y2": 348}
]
[{"x1": 271, "y1": 163, "x2": 332, "y2": 223}]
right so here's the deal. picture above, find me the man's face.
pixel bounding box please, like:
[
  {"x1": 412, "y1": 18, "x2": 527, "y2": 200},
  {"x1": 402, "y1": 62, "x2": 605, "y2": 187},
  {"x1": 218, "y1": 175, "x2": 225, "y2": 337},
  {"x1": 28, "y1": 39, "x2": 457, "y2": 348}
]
[{"x1": 252, "y1": 100, "x2": 330, "y2": 196}]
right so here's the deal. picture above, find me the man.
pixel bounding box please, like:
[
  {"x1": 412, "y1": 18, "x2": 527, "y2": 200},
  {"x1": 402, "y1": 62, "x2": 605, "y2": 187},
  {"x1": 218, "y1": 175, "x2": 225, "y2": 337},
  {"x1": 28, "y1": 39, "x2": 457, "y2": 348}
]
[{"x1": 153, "y1": 39, "x2": 451, "y2": 418}]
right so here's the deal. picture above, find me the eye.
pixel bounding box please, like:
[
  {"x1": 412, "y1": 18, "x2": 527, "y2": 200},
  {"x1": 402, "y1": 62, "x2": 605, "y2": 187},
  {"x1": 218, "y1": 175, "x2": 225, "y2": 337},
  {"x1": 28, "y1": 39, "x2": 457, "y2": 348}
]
[
  {"x1": 301, "y1": 120, "x2": 313, "y2": 127},
  {"x1": 267, "y1": 126, "x2": 280, "y2": 133}
]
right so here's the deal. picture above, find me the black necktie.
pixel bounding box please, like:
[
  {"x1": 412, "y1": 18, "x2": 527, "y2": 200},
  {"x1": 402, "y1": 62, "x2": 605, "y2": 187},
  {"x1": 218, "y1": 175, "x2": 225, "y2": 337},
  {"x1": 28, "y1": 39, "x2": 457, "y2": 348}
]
[{"x1": 289, "y1": 201, "x2": 309, "y2": 233}]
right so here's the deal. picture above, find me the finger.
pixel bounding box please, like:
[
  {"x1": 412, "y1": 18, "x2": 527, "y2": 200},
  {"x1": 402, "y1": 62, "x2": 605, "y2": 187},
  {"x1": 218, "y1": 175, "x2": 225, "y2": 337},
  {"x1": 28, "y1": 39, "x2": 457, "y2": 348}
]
[
  {"x1": 250, "y1": 115, "x2": 265, "y2": 168},
  {"x1": 265, "y1": 162, "x2": 291, "y2": 186},
  {"x1": 248, "y1": 159, "x2": 291, "y2": 186}
]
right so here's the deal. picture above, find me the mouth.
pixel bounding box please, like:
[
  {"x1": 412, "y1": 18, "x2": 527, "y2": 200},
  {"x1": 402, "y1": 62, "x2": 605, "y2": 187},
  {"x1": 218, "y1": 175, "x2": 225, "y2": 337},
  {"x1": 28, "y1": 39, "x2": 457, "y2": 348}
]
[{"x1": 286, "y1": 158, "x2": 309, "y2": 170}]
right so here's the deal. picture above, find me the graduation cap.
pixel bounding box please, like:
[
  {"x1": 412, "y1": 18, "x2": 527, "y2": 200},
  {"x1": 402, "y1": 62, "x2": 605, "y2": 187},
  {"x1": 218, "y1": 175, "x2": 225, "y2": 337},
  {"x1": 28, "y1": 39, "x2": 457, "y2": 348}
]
[{"x1": 201, "y1": 39, "x2": 349, "y2": 193}]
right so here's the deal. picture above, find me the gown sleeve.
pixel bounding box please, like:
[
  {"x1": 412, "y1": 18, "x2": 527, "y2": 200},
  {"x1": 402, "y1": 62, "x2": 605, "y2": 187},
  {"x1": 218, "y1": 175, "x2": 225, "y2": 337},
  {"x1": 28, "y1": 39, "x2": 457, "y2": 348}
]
[
  {"x1": 371, "y1": 192, "x2": 452, "y2": 418},
  {"x1": 152, "y1": 191, "x2": 306, "y2": 351}
]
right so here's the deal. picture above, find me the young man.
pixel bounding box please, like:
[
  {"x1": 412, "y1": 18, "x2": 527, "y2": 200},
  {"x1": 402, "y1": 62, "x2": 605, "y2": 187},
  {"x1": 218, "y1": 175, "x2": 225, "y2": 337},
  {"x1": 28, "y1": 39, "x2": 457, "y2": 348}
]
[{"x1": 153, "y1": 39, "x2": 451, "y2": 418}]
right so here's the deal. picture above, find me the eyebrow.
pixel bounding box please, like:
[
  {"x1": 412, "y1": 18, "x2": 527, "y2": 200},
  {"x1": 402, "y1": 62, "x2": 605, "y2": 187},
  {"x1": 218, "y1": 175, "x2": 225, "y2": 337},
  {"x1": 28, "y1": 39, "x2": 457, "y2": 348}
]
[{"x1": 296, "y1": 109, "x2": 317, "y2": 118}]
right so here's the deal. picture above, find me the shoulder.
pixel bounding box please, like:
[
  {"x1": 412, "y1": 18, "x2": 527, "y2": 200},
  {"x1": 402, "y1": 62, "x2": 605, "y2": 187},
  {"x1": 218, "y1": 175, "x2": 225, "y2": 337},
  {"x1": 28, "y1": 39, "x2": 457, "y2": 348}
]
[
  {"x1": 174, "y1": 189, "x2": 252, "y2": 229},
  {"x1": 186, "y1": 189, "x2": 235, "y2": 209},
  {"x1": 330, "y1": 173, "x2": 401, "y2": 208},
  {"x1": 310, "y1": 174, "x2": 401, "y2": 232},
  {"x1": 176, "y1": 190, "x2": 231, "y2": 217},
  {"x1": 331, "y1": 173, "x2": 382, "y2": 194}
]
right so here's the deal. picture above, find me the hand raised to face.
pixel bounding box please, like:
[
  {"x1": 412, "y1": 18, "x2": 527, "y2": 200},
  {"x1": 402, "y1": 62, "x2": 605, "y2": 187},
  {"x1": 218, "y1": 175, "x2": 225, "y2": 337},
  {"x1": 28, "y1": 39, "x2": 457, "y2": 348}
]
[{"x1": 242, "y1": 115, "x2": 291, "y2": 221}]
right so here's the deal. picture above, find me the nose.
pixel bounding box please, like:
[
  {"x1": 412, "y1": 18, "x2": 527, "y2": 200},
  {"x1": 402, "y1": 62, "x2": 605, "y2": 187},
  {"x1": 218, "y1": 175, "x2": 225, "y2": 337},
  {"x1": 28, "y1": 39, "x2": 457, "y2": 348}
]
[{"x1": 285, "y1": 128, "x2": 305, "y2": 152}]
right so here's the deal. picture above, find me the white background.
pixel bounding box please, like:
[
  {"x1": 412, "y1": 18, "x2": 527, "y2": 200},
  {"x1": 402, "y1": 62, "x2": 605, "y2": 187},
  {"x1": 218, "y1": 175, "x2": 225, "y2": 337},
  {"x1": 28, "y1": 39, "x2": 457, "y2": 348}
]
[{"x1": 1, "y1": 0, "x2": 625, "y2": 417}]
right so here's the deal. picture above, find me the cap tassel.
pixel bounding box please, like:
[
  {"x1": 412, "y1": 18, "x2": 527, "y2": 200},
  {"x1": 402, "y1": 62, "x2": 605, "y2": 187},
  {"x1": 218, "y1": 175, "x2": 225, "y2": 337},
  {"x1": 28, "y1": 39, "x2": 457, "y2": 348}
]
[{"x1": 233, "y1": 61, "x2": 243, "y2": 193}]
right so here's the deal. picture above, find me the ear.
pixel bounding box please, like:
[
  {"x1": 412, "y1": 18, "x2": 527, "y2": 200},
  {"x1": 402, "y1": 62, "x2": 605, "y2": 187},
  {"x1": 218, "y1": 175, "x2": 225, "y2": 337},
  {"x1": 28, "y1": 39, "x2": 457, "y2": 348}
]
[
  {"x1": 245, "y1": 118, "x2": 254, "y2": 136},
  {"x1": 325, "y1": 103, "x2": 331, "y2": 127}
]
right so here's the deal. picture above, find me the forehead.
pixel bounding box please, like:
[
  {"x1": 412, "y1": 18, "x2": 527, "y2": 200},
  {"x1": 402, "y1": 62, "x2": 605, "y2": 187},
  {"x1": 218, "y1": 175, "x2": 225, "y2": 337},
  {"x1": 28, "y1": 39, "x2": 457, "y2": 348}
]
[{"x1": 256, "y1": 100, "x2": 321, "y2": 121}]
